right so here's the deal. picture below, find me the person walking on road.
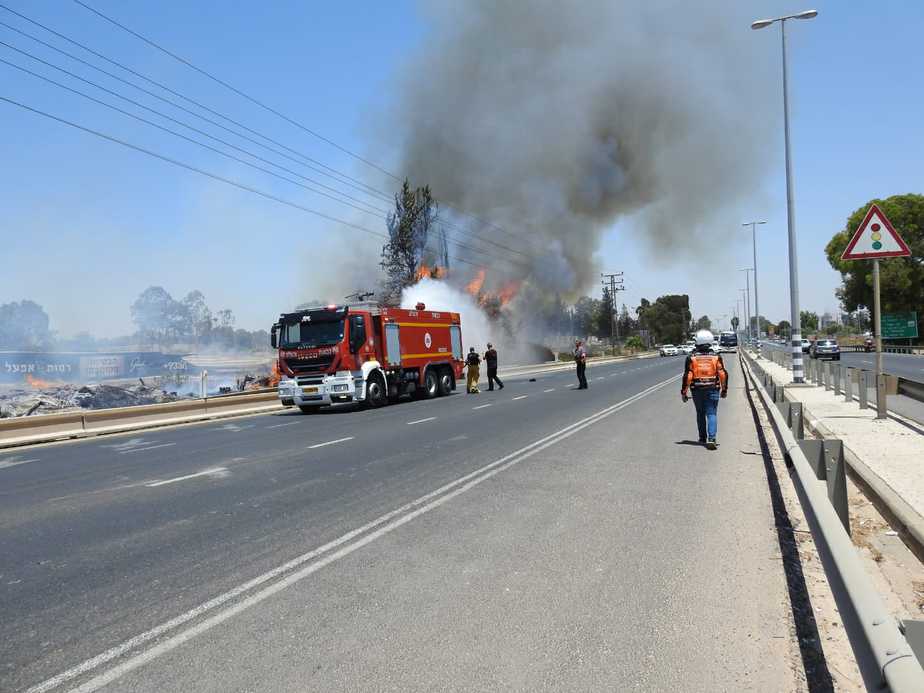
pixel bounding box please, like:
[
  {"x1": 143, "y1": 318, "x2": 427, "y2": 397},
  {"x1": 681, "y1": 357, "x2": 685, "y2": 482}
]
[
  {"x1": 484, "y1": 343, "x2": 504, "y2": 391},
  {"x1": 465, "y1": 347, "x2": 481, "y2": 394},
  {"x1": 681, "y1": 329, "x2": 728, "y2": 449},
  {"x1": 574, "y1": 339, "x2": 588, "y2": 389}
]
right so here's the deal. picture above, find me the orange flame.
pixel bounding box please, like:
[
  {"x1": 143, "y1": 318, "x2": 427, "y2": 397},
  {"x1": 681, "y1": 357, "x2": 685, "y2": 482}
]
[
  {"x1": 25, "y1": 373, "x2": 53, "y2": 389},
  {"x1": 414, "y1": 263, "x2": 448, "y2": 281},
  {"x1": 496, "y1": 280, "x2": 521, "y2": 307},
  {"x1": 268, "y1": 361, "x2": 281, "y2": 387},
  {"x1": 465, "y1": 269, "x2": 486, "y2": 296}
]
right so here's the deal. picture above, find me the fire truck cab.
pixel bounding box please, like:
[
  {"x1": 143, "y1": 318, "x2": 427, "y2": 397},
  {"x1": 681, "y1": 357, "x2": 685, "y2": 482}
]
[{"x1": 271, "y1": 302, "x2": 464, "y2": 411}]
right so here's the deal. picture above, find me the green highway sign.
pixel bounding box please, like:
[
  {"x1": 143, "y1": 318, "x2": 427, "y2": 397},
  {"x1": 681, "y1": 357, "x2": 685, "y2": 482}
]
[{"x1": 881, "y1": 311, "x2": 918, "y2": 339}]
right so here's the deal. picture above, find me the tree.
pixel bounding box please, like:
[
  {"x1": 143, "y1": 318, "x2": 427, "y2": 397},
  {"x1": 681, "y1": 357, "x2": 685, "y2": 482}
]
[
  {"x1": 800, "y1": 310, "x2": 819, "y2": 333},
  {"x1": 573, "y1": 296, "x2": 600, "y2": 338},
  {"x1": 694, "y1": 315, "x2": 711, "y2": 331},
  {"x1": 0, "y1": 300, "x2": 52, "y2": 349},
  {"x1": 777, "y1": 320, "x2": 791, "y2": 338},
  {"x1": 825, "y1": 193, "x2": 924, "y2": 338},
  {"x1": 750, "y1": 315, "x2": 771, "y2": 336},
  {"x1": 825, "y1": 323, "x2": 839, "y2": 336},
  {"x1": 597, "y1": 286, "x2": 615, "y2": 342},
  {"x1": 380, "y1": 179, "x2": 439, "y2": 305},
  {"x1": 182, "y1": 290, "x2": 213, "y2": 349},
  {"x1": 636, "y1": 295, "x2": 691, "y2": 345},
  {"x1": 130, "y1": 287, "x2": 177, "y2": 348}
]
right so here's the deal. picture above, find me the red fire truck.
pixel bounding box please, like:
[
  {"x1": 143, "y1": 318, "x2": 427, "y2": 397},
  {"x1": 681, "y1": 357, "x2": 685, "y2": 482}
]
[{"x1": 271, "y1": 302, "x2": 465, "y2": 411}]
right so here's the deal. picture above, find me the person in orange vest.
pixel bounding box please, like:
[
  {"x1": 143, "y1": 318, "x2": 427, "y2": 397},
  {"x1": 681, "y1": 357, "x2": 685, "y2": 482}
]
[{"x1": 681, "y1": 330, "x2": 728, "y2": 449}]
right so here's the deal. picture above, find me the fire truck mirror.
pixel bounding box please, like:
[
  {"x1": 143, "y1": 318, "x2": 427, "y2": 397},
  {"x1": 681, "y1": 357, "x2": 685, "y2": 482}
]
[{"x1": 270, "y1": 324, "x2": 279, "y2": 349}]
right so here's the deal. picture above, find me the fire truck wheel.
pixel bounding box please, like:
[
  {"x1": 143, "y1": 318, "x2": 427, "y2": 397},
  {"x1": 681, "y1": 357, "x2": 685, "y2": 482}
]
[
  {"x1": 422, "y1": 369, "x2": 439, "y2": 399},
  {"x1": 438, "y1": 369, "x2": 453, "y2": 396},
  {"x1": 366, "y1": 372, "x2": 388, "y2": 408}
]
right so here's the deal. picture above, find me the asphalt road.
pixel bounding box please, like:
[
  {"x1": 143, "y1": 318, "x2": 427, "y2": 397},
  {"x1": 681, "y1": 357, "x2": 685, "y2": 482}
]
[{"x1": 1, "y1": 354, "x2": 799, "y2": 692}]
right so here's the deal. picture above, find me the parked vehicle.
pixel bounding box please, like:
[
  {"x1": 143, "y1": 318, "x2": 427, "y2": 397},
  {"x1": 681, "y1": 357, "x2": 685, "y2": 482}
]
[
  {"x1": 659, "y1": 344, "x2": 678, "y2": 357},
  {"x1": 271, "y1": 301, "x2": 464, "y2": 411},
  {"x1": 810, "y1": 338, "x2": 841, "y2": 361},
  {"x1": 801, "y1": 339, "x2": 811, "y2": 353}
]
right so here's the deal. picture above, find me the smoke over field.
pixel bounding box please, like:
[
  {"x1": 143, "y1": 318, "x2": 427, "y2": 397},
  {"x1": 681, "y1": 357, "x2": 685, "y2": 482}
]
[{"x1": 391, "y1": 0, "x2": 774, "y2": 296}]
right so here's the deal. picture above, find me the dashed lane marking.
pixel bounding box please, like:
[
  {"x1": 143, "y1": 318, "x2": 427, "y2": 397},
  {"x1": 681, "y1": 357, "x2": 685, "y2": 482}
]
[
  {"x1": 145, "y1": 467, "x2": 228, "y2": 488},
  {"x1": 543, "y1": 388, "x2": 555, "y2": 393},
  {"x1": 0, "y1": 456, "x2": 38, "y2": 470},
  {"x1": 407, "y1": 417, "x2": 437, "y2": 425},
  {"x1": 266, "y1": 422, "x2": 299, "y2": 429},
  {"x1": 511, "y1": 395, "x2": 528, "y2": 401},
  {"x1": 119, "y1": 443, "x2": 176, "y2": 455},
  {"x1": 472, "y1": 404, "x2": 492, "y2": 410},
  {"x1": 308, "y1": 437, "x2": 355, "y2": 449}
]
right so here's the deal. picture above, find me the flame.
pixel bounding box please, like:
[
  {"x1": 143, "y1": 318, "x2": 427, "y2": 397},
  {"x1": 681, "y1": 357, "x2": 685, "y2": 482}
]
[
  {"x1": 414, "y1": 263, "x2": 448, "y2": 281},
  {"x1": 25, "y1": 373, "x2": 53, "y2": 389},
  {"x1": 496, "y1": 280, "x2": 521, "y2": 306},
  {"x1": 268, "y1": 361, "x2": 281, "y2": 387},
  {"x1": 465, "y1": 269, "x2": 486, "y2": 296}
]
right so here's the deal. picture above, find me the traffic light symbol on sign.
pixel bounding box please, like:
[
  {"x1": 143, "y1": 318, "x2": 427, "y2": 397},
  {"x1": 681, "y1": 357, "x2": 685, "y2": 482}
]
[{"x1": 871, "y1": 223, "x2": 882, "y2": 250}]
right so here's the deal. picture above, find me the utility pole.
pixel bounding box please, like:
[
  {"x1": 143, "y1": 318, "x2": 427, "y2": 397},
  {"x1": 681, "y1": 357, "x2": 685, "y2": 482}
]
[
  {"x1": 601, "y1": 272, "x2": 625, "y2": 347},
  {"x1": 739, "y1": 268, "x2": 753, "y2": 342}
]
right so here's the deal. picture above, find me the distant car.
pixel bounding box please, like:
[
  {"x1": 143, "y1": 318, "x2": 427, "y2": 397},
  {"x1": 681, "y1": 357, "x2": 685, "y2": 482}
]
[
  {"x1": 679, "y1": 343, "x2": 695, "y2": 355},
  {"x1": 659, "y1": 344, "x2": 678, "y2": 357},
  {"x1": 801, "y1": 339, "x2": 811, "y2": 353},
  {"x1": 810, "y1": 338, "x2": 840, "y2": 360}
]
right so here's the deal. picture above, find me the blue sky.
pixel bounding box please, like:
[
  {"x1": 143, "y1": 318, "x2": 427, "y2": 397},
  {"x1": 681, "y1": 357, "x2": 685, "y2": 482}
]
[{"x1": 1, "y1": 1, "x2": 922, "y2": 337}]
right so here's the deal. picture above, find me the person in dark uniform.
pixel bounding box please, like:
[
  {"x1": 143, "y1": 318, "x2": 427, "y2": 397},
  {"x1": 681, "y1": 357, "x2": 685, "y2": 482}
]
[
  {"x1": 484, "y1": 343, "x2": 504, "y2": 391},
  {"x1": 574, "y1": 339, "x2": 588, "y2": 389}
]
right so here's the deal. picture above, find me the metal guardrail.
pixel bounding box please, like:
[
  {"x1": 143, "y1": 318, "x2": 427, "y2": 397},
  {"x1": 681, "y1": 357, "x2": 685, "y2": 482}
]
[
  {"x1": 764, "y1": 347, "x2": 924, "y2": 408},
  {"x1": 742, "y1": 351, "x2": 924, "y2": 691}
]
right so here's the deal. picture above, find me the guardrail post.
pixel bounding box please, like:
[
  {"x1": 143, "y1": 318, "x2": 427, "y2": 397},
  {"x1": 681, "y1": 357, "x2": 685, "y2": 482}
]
[
  {"x1": 876, "y1": 373, "x2": 888, "y2": 420},
  {"x1": 777, "y1": 400, "x2": 804, "y2": 439},
  {"x1": 833, "y1": 363, "x2": 841, "y2": 396},
  {"x1": 824, "y1": 440, "x2": 849, "y2": 534},
  {"x1": 823, "y1": 362, "x2": 831, "y2": 391},
  {"x1": 858, "y1": 370, "x2": 869, "y2": 409}
]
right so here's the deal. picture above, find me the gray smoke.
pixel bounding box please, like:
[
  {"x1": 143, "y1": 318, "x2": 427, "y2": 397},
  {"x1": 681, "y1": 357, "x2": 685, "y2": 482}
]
[{"x1": 392, "y1": 0, "x2": 775, "y2": 295}]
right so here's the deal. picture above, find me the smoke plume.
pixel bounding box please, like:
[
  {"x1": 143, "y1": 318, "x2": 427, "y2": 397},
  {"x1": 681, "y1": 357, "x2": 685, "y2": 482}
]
[{"x1": 391, "y1": 0, "x2": 775, "y2": 295}]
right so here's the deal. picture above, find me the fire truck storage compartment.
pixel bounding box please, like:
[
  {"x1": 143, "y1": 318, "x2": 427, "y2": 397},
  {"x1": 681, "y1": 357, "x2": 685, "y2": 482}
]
[
  {"x1": 449, "y1": 325, "x2": 463, "y2": 360},
  {"x1": 385, "y1": 323, "x2": 401, "y2": 365}
]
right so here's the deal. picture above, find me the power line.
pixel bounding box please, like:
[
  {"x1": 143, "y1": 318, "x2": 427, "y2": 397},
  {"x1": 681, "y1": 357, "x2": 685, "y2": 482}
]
[
  {"x1": 0, "y1": 47, "x2": 529, "y2": 269},
  {"x1": 0, "y1": 94, "x2": 513, "y2": 275},
  {"x1": 0, "y1": 10, "x2": 538, "y2": 261},
  {"x1": 68, "y1": 0, "x2": 543, "y2": 250}
]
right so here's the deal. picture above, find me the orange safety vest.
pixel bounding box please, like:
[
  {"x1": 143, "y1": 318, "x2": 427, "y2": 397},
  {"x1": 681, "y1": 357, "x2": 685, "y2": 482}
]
[{"x1": 685, "y1": 353, "x2": 727, "y2": 390}]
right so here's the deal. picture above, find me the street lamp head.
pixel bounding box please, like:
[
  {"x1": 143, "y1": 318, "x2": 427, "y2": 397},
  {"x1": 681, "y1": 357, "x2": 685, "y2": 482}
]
[
  {"x1": 794, "y1": 9, "x2": 818, "y2": 20},
  {"x1": 751, "y1": 18, "x2": 774, "y2": 30}
]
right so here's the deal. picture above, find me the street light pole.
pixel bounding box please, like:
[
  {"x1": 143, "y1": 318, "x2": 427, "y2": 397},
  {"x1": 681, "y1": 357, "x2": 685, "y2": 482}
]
[
  {"x1": 752, "y1": 9, "x2": 817, "y2": 383},
  {"x1": 743, "y1": 221, "x2": 767, "y2": 349},
  {"x1": 739, "y1": 268, "x2": 753, "y2": 342},
  {"x1": 739, "y1": 288, "x2": 749, "y2": 343}
]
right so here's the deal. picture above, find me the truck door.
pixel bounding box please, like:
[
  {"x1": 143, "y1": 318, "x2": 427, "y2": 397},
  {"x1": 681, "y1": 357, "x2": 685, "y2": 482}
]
[{"x1": 385, "y1": 323, "x2": 401, "y2": 365}]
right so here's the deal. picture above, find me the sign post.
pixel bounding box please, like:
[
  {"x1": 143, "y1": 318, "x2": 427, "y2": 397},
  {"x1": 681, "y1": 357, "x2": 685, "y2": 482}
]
[{"x1": 841, "y1": 204, "x2": 912, "y2": 419}]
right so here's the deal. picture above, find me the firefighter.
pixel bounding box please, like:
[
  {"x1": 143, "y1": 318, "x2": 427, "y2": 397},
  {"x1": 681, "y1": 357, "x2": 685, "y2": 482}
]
[
  {"x1": 574, "y1": 339, "x2": 588, "y2": 389},
  {"x1": 484, "y1": 343, "x2": 504, "y2": 391},
  {"x1": 465, "y1": 347, "x2": 481, "y2": 393},
  {"x1": 681, "y1": 329, "x2": 728, "y2": 449}
]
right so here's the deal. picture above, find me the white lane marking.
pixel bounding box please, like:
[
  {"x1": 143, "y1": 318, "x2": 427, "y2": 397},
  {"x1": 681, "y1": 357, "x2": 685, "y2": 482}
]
[
  {"x1": 145, "y1": 468, "x2": 228, "y2": 488},
  {"x1": 0, "y1": 456, "x2": 38, "y2": 470},
  {"x1": 595, "y1": 376, "x2": 605, "y2": 381},
  {"x1": 307, "y1": 437, "x2": 355, "y2": 449},
  {"x1": 472, "y1": 404, "x2": 492, "y2": 410},
  {"x1": 406, "y1": 417, "x2": 436, "y2": 425},
  {"x1": 43, "y1": 373, "x2": 679, "y2": 693},
  {"x1": 119, "y1": 443, "x2": 176, "y2": 455},
  {"x1": 543, "y1": 388, "x2": 555, "y2": 393},
  {"x1": 266, "y1": 421, "x2": 299, "y2": 429},
  {"x1": 511, "y1": 395, "x2": 528, "y2": 401}
]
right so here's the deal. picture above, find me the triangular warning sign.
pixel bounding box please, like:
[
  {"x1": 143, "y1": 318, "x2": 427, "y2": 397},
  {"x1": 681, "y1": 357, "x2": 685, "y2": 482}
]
[{"x1": 841, "y1": 204, "x2": 911, "y2": 260}]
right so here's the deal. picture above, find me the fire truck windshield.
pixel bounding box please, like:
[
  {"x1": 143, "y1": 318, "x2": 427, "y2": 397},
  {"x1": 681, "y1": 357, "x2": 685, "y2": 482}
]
[{"x1": 280, "y1": 319, "x2": 344, "y2": 348}]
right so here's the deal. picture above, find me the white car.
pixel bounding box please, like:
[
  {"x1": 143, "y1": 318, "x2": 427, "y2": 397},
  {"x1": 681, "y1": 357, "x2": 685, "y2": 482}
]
[
  {"x1": 659, "y1": 344, "x2": 678, "y2": 357},
  {"x1": 679, "y1": 343, "x2": 695, "y2": 355}
]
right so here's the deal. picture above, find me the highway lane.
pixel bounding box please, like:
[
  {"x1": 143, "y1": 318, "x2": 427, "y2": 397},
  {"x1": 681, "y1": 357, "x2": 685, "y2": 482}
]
[{"x1": 2, "y1": 354, "x2": 704, "y2": 690}]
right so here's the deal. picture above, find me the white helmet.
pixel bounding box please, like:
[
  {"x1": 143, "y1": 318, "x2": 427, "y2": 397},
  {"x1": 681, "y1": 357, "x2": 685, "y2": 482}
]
[{"x1": 694, "y1": 329, "x2": 714, "y2": 346}]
